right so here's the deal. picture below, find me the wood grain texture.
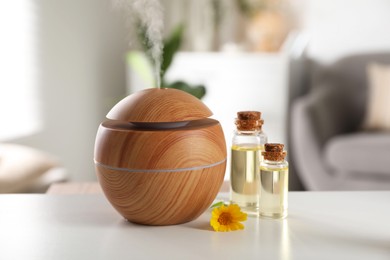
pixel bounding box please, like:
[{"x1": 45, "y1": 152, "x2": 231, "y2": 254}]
[
  {"x1": 96, "y1": 163, "x2": 226, "y2": 225},
  {"x1": 94, "y1": 119, "x2": 226, "y2": 170},
  {"x1": 46, "y1": 181, "x2": 230, "y2": 194},
  {"x1": 94, "y1": 118, "x2": 227, "y2": 225},
  {"x1": 106, "y1": 88, "x2": 212, "y2": 123}
]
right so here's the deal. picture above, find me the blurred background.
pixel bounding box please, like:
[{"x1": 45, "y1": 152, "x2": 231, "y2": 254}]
[{"x1": 1, "y1": 0, "x2": 390, "y2": 193}]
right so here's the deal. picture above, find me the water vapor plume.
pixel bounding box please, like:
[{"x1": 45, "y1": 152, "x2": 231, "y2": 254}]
[{"x1": 114, "y1": 0, "x2": 164, "y2": 88}]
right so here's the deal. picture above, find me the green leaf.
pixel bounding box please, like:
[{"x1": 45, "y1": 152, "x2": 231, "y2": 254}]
[
  {"x1": 164, "y1": 81, "x2": 206, "y2": 99},
  {"x1": 210, "y1": 201, "x2": 227, "y2": 209},
  {"x1": 161, "y1": 24, "x2": 185, "y2": 80}
]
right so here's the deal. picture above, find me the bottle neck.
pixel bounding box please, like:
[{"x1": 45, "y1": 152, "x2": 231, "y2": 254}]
[
  {"x1": 263, "y1": 159, "x2": 285, "y2": 165},
  {"x1": 262, "y1": 159, "x2": 288, "y2": 170},
  {"x1": 235, "y1": 129, "x2": 262, "y2": 135}
]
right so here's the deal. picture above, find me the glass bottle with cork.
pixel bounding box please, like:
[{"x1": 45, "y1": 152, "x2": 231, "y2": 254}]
[
  {"x1": 230, "y1": 111, "x2": 267, "y2": 215},
  {"x1": 259, "y1": 143, "x2": 289, "y2": 219}
]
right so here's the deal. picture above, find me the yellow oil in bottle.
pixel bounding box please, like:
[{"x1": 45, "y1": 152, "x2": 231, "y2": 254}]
[
  {"x1": 259, "y1": 166, "x2": 288, "y2": 218},
  {"x1": 230, "y1": 144, "x2": 264, "y2": 215}
]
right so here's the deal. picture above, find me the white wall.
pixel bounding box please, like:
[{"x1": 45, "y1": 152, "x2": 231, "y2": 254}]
[
  {"x1": 12, "y1": 0, "x2": 128, "y2": 181},
  {"x1": 294, "y1": 0, "x2": 390, "y2": 63}
]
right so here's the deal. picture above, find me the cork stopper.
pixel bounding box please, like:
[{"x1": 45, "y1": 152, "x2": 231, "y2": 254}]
[
  {"x1": 262, "y1": 143, "x2": 287, "y2": 161},
  {"x1": 235, "y1": 111, "x2": 264, "y2": 131}
]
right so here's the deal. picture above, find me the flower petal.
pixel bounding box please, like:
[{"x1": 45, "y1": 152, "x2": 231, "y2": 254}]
[
  {"x1": 233, "y1": 212, "x2": 247, "y2": 222},
  {"x1": 230, "y1": 222, "x2": 245, "y2": 231},
  {"x1": 219, "y1": 225, "x2": 227, "y2": 232},
  {"x1": 211, "y1": 209, "x2": 220, "y2": 218},
  {"x1": 210, "y1": 220, "x2": 220, "y2": 231}
]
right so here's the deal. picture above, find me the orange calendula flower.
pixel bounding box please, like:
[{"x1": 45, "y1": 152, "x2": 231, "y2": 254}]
[{"x1": 210, "y1": 204, "x2": 247, "y2": 232}]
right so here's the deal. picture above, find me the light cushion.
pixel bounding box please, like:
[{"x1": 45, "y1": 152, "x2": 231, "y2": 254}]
[
  {"x1": 324, "y1": 133, "x2": 390, "y2": 178},
  {"x1": 363, "y1": 63, "x2": 390, "y2": 130},
  {"x1": 27, "y1": 167, "x2": 68, "y2": 193},
  {"x1": 0, "y1": 144, "x2": 59, "y2": 193}
]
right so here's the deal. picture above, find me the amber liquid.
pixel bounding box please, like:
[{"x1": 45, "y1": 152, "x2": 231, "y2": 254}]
[
  {"x1": 259, "y1": 166, "x2": 288, "y2": 218},
  {"x1": 230, "y1": 144, "x2": 264, "y2": 215}
]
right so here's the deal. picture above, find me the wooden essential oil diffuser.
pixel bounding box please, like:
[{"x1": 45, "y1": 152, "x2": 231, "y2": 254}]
[{"x1": 94, "y1": 88, "x2": 227, "y2": 225}]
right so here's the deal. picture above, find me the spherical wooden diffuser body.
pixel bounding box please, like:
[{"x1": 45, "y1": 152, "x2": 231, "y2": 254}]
[{"x1": 94, "y1": 88, "x2": 226, "y2": 225}]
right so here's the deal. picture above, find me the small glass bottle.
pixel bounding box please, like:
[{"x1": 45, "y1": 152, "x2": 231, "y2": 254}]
[
  {"x1": 230, "y1": 111, "x2": 267, "y2": 215},
  {"x1": 259, "y1": 143, "x2": 289, "y2": 219}
]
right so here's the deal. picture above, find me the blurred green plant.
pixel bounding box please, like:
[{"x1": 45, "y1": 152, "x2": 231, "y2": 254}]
[
  {"x1": 137, "y1": 23, "x2": 206, "y2": 99},
  {"x1": 236, "y1": 0, "x2": 283, "y2": 17}
]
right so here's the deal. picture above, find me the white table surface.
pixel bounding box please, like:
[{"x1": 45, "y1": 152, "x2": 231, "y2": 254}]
[{"x1": 0, "y1": 192, "x2": 389, "y2": 260}]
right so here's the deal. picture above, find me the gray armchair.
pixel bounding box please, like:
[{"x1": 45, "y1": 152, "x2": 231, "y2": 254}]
[{"x1": 289, "y1": 52, "x2": 390, "y2": 190}]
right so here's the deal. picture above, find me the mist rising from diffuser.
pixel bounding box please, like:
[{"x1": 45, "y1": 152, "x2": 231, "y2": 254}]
[{"x1": 114, "y1": 0, "x2": 164, "y2": 88}]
